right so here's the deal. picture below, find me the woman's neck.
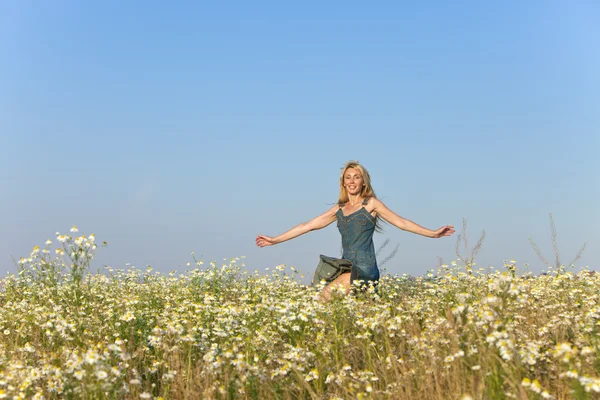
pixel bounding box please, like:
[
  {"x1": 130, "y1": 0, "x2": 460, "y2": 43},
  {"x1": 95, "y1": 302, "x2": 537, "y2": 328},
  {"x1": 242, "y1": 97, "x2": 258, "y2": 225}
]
[{"x1": 347, "y1": 194, "x2": 363, "y2": 206}]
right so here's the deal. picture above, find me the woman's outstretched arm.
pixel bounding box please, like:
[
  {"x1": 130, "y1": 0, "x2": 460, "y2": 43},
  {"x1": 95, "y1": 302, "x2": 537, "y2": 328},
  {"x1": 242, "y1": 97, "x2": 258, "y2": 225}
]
[
  {"x1": 370, "y1": 198, "x2": 455, "y2": 238},
  {"x1": 256, "y1": 205, "x2": 339, "y2": 247}
]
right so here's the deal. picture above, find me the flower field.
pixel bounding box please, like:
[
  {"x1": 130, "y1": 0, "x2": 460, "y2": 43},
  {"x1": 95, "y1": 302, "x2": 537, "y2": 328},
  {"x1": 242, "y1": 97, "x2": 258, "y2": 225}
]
[{"x1": 1, "y1": 228, "x2": 599, "y2": 399}]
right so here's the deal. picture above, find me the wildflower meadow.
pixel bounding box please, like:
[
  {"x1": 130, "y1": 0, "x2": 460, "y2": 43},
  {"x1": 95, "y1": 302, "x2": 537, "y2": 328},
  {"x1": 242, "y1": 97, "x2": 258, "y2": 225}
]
[{"x1": 0, "y1": 226, "x2": 598, "y2": 399}]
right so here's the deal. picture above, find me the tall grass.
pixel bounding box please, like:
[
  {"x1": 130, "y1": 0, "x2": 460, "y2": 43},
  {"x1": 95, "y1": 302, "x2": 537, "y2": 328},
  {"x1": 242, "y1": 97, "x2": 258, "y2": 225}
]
[{"x1": 0, "y1": 228, "x2": 598, "y2": 399}]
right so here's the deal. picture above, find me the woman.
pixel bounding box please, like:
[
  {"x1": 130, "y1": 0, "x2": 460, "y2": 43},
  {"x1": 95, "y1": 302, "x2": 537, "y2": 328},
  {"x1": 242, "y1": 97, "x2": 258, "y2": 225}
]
[{"x1": 256, "y1": 161, "x2": 455, "y2": 299}]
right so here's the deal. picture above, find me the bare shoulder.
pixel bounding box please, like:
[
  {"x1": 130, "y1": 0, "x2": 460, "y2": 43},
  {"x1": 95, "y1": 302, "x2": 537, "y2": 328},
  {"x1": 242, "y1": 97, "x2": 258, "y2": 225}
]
[
  {"x1": 326, "y1": 203, "x2": 340, "y2": 215},
  {"x1": 306, "y1": 204, "x2": 340, "y2": 230},
  {"x1": 364, "y1": 197, "x2": 384, "y2": 215},
  {"x1": 322, "y1": 204, "x2": 341, "y2": 224},
  {"x1": 366, "y1": 197, "x2": 385, "y2": 210}
]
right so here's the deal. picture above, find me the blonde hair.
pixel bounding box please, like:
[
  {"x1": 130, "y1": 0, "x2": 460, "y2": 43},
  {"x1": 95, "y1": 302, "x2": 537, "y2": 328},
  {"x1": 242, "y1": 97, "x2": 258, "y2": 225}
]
[
  {"x1": 338, "y1": 160, "x2": 383, "y2": 230},
  {"x1": 338, "y1": 160, "x2": 376, "y2": 204}
]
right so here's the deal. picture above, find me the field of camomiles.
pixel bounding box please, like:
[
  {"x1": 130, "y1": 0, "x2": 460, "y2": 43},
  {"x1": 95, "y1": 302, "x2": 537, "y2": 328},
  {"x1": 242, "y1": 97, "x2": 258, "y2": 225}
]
[{"x1": 1, "y1": 228, "x2": 599, "y2": 399}]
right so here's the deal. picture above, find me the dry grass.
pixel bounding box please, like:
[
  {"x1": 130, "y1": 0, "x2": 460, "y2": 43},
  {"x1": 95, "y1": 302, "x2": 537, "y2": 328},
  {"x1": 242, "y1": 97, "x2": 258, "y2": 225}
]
[{"x1": 529, "y1": 213, "x2": 587, "y2": 272}]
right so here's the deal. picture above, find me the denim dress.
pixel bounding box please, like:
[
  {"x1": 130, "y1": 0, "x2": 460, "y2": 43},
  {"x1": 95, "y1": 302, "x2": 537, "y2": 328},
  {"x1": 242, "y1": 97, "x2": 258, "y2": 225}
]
[{"x1": 336, "y1": 197, "x2": 380, "y2": 284}]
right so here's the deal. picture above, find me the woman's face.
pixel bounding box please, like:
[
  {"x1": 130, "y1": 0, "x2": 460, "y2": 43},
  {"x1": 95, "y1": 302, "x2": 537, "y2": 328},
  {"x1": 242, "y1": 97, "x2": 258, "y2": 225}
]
[{"x1": 344, "y1": 167, "x2": 364, "y2": 196}]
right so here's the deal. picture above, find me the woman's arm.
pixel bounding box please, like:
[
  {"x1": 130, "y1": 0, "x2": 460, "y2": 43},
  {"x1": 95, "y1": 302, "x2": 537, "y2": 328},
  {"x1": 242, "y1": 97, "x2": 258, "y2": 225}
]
[
  {"x1": 370, "y1": 198, "x2": 455, "y2": 238},
  {"x1": 256, "y1": 205, "x2": 339, "y2": 247}
]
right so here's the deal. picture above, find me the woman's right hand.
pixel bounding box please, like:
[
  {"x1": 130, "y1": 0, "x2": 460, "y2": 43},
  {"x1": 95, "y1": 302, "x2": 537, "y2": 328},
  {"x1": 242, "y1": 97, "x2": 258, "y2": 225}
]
[{"x1": 256, "y1": 234, "x2": 278, "y2": 247}]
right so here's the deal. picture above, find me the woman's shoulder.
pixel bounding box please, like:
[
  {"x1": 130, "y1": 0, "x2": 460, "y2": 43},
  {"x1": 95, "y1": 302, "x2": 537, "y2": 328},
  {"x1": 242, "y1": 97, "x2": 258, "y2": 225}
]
[
  {"x1": 364, "y1": 197, "x2": 384, "y2": 212},
  {"x1": 329, "y1": 203, "x2": 343, "y2": 214},
  {"x1": 366, "y1": 196, "x2": 383, "y2": 205},
  {"x1": 363, "y1": 196, "x2": 381, "y2": 205}
]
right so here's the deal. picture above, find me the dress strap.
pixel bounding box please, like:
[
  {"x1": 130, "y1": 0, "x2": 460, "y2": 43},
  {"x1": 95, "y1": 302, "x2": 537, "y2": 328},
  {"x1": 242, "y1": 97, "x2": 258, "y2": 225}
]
[{"x1": 362, "y1": 197, "x2": 370, "y2": 205}]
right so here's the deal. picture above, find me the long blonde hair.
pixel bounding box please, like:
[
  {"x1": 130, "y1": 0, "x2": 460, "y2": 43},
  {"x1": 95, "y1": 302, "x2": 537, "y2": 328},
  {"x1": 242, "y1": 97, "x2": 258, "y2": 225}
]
[
  {"x1": 338, "y1": 160, "x2": 383, "y2": 231},
  {"x1": 338, "y1": 160, "x2": 377, "y2": 204}
]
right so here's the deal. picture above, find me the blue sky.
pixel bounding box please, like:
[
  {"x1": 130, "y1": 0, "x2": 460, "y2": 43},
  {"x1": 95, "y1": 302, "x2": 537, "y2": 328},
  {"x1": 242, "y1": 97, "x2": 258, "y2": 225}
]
[{"x1": 1, "y1": 1, "x2": 598, "y2": 280}]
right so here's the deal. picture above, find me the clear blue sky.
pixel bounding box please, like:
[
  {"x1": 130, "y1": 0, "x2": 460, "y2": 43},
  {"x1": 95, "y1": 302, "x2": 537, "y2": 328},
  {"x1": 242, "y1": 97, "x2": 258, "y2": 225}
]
[{"x1": 1, "y1": 1, "x2": 598, "y2": 280}]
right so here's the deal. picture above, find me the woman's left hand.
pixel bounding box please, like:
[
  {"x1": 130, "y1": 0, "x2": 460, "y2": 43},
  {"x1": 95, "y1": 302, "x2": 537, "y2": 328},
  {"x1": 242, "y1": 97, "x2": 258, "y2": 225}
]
[{"x1": 431, "y1": 225, "x2": 455, "y2": 238}]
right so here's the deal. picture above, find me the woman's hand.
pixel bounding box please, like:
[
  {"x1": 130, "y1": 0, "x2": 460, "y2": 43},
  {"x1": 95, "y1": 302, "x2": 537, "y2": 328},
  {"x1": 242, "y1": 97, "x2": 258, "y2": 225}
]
[
  {"x1": 431, "y1": 225, "x2": 455, "y2": 238},
  {"x1": 256, "y1": 234, "x2": 278, "y2": 247}
]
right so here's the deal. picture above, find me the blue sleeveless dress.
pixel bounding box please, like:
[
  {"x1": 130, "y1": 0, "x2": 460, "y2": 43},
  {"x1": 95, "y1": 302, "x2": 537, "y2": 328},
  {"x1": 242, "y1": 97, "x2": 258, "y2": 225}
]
[{"x1": 336, "y1": 197, "x2": 380, "y2": 284}]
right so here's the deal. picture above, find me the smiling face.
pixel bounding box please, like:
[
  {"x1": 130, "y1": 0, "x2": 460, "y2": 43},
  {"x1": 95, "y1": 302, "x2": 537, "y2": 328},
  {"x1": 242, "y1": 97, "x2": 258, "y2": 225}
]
[
  {"x1": 338, "y1": 161, "x2": 377, "y2": 205},
  {"x1": 343, "y1": 167, "x2": 364, "y2": 196}
]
